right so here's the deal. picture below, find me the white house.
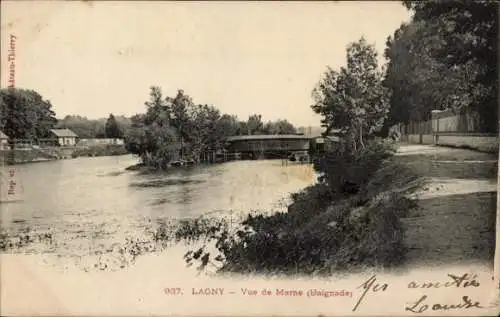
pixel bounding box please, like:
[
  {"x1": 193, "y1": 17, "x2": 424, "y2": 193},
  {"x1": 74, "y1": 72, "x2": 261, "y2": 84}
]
[
  {"x1": 0, "y1": 131, "x2": 10, "y2": 150},
  {"x1": 50, "y1": 129, "x2": 78, "y2": 146}
]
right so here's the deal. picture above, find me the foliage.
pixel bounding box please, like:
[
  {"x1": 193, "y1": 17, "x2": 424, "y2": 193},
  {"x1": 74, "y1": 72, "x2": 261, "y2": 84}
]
[
  {"x1": 385, "y1": 0, "x2": 498, "y2": 132},
  {"x1": 0, "y1": 88, "x2": 57, "y2": 140},
  {"x1": 314, "y1": 139, "x2": 397, "y2": 196},
  {"x1": 263, "y1": 119, "x2": 296, "y2": 134},
  {"x1": 245, "y1": 114, "x2": 264, "y2": 135},
  {"x1": 56, "y1": 115, "x2": 132, "y2": 139},
  {"x1": 56, "y1": 115, "x2": 106, "y2": 138},
  {"x1": 104, "y1": 114, "x2": 123, "y2": 138},
  {"x1": 312, "y1": 37, "x2": 390, "y2": 150},
  {"x1": 173, "y1": 140, "x2": 422, "y2": 275},
  {"x1": 125, "y1": 86, "x2": 299, "y2": 169}
]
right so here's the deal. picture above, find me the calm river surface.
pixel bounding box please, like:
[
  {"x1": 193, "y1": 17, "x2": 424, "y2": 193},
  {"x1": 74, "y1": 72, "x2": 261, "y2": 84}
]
[{"x1": 1, "y1": 155, "x2": 315, "y2": 270}]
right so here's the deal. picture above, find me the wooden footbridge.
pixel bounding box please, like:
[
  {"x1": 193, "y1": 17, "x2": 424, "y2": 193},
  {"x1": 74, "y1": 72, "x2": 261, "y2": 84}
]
[{"x1": 225, "y1": 134, "x2": 311, "y2": 159}]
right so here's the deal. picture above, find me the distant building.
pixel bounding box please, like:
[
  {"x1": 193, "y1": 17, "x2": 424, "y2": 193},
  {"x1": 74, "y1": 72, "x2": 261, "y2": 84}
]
[
  {"x1": 50, "y1": 129, "x2": 78, "y2": 146},
  {"x1": 0, "y1": 131, "x2": 10, "y2": 150}
]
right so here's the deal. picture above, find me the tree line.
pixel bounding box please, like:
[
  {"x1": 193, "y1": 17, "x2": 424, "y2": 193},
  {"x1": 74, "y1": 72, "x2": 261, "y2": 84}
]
[
  {"x1": 0, "y1": 86, "x2": 297, "y2": 164},
  {"x1": 124, "y1": 87, "x2": 297, "y2": 168},
  {"x1": 384, "y1": 0, "x2": 497, "y2": 133},
  {"x1": 0, "y1": 88, "x2": 132, "y2": 141},
  {"x1": 312, "y1": 0, "x2": 498, "y2": 150},
  {"x1": 2, "y1": 0, "x2": 496, "y2": 156}
]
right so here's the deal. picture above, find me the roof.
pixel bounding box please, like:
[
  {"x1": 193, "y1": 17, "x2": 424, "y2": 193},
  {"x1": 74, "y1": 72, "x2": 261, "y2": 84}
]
[
  {"x1": 50, "y1": 128, "x2": 78, "y2": 138},
  {"x1": 0, "y1": 131, "x2": 9, "y2": 139},
  {"x1": 226, "y1": 134, "x2": 312, "y2": 142}
]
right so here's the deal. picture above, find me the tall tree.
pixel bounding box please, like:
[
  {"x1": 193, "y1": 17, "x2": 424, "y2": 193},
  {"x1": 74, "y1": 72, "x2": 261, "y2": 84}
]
[
  {"x1": 312, "y1": 37, "x2": 390, "y2": 150},
  {"x1": 383, "y1": 20, "x2": 475, "y2": 125},
  {"x1": 168, "y1": 89, "x2": 196, "y2": 156},
  {"x1": 246, "y1": 114, "x2": 264, "y2": 135},
  {"x1": 105, "y1": 113, "x2": 123, "y2": 138},
  {"x1": 217, "y1": 114, "x2": 240, "y2": 137},
  {"x1": 400, "y1": 0, "x2": 498, "y2": 132},
  {"x1": 0, "y1": 88, "x2": 57, "y2": 140},
  {"x1": 124, "y1": 87, "x2": 180, "y2": 168}
]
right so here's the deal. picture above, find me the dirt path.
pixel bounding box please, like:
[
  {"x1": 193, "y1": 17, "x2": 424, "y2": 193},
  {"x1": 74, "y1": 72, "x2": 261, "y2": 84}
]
[{"x1": 395, "y1": 145, "x2": 497, "y2": 268}]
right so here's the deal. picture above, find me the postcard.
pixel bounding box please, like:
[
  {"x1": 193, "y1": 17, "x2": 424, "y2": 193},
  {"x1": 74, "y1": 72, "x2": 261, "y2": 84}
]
[{"x1": 1, "y1": 1, "x2": 499, "y2": 316}]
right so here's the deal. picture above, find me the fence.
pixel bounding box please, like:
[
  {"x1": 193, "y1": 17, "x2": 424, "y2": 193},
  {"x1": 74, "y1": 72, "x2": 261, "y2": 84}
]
[{"x1": 396, "y1": 109, "x2": 498, "y2": 153}]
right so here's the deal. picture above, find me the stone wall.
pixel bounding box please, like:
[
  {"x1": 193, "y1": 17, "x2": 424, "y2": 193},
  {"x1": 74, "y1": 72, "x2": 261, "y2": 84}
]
[{"x1": 436, "y1": 134, "x2": 498, "y2": 153}]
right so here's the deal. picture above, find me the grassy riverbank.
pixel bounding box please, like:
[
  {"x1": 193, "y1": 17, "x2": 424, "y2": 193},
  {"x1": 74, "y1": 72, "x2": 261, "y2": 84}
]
[{"x1": 172, "y1": 140, "x2": 426, "y2": 275}]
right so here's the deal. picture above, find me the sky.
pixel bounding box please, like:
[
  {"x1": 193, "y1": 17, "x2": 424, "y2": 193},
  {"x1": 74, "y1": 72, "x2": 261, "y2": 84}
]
[{"x1": 1, "y1": 1, "x2": 412, "y2": 127}]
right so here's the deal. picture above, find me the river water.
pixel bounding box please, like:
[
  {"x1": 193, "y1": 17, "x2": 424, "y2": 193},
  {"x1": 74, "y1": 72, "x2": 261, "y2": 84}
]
[
  {"x1": 0, "y1": 155, "x2": 316, "y2": 271},
  {"x1": 1, "y1": 154, "x2": 497, "y2": 316}
]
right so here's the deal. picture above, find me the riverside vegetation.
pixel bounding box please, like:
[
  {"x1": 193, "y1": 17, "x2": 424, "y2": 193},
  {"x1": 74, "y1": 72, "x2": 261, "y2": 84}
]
[
  {"x1": 170, "y1": 139, "x2": 424, "y2": 275},
  {"x1": 170, "y1": 35, "x2": 426, "y2": 275},
  {"x1": 169, "y1": 0, "x2": 500, "y2": 274},
  {"x1": 1, "y1": 1, "x2": 496, "y2": 274},
  {"x1": 124, "y1": 87, "x2": 298, "y2": 170}
]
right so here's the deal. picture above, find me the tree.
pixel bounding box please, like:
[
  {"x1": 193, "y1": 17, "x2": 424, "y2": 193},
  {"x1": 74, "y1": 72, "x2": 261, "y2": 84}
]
[
  {"x1": 185, "y1": 104, "x2": 222, "y2": 160},
  {"x1": 124, "y1": 87, "x2": 181, "y2": 168},
  {"x1": 55, "y1": 115, "x2": 111, "y2": 138},
  {"x1": 263, "y1": 119, "x2": 297, "y2": 134},
  {"x1": 246, "y1": 114, "x2": 264, "y2": 135},
  {"x1": 167, "y1": 89, "x2": 196, "y2": 157},
  {"x1": 0, "y1": 88, "x2": 57, "y2": 140},
  {"x1": 399, "y1": 0, "x2": 498, "y2": 132},
  {"x1": 312, "y1": 37, "x2": 390, "y2": 150},
  {"x1": 105, "y1": 113, "x2": 123, "y2": 138},
  {"x1": 125, "y1": 86, "x2": 298, "y2": 168},
  {"x1": 217, "y1": 114, "x2": 240, "y2": 137},
  {"x1": 383, "y1": 20, "x2": 476, "y2": 126}
]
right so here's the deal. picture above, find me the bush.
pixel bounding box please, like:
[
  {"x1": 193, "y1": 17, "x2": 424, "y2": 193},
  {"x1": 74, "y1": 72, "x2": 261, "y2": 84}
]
[
  {"x1": 174, "y1": 139, "x2": 422, "y2": 275},
  {"x1": 314, "y1": 139, "x2": 396, "y2": 196}
]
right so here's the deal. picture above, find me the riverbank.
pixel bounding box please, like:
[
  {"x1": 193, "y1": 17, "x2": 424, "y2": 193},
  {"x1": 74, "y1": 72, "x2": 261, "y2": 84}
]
[
  {"x1": 170, "y1": 140, "x2": 421, "y2": 275},
  {"x1": 0, "y1": 144, "x2": 129, "y2": 165},
  {"x1": 0, "y1": 146, "x2": 498, "y2": 315},
  {"x1": 170, "y1": 142, "x2": 497, "y2": 276}
]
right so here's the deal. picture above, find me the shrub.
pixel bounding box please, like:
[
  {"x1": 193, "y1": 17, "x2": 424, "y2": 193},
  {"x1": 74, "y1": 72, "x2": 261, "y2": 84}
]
[
  {"x1": 175, "y1": 139, "x2": 422, "y2": 275},
  {"x1": 314, "y1": 139, "x2": 396, "y2": 196}
]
